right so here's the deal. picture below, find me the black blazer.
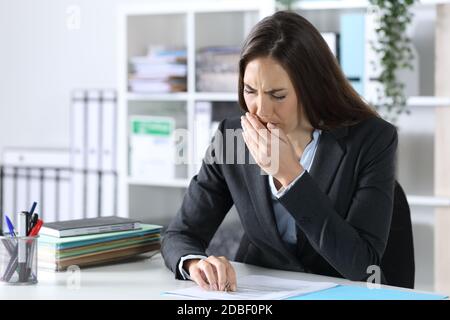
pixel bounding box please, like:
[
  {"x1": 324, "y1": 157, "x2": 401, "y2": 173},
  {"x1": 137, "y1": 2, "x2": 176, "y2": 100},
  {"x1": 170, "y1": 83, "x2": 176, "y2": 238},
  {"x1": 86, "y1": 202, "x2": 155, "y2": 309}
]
[{"x1": 161, "y1": 116, "x2": 398, "y2": 283}]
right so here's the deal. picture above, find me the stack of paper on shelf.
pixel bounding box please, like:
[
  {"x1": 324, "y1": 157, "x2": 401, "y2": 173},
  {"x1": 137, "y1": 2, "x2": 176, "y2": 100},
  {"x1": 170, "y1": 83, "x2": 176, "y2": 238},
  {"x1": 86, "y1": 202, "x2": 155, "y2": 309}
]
[
  {"x1": 38, "y1": 224, "x2": 162, "y2": 271},
  {"x1": 196, "y1": 46, "x2": 240, "y2": 92},
  {"x1": 129, "y1": 46, "x2": 187, "y2": 93}
]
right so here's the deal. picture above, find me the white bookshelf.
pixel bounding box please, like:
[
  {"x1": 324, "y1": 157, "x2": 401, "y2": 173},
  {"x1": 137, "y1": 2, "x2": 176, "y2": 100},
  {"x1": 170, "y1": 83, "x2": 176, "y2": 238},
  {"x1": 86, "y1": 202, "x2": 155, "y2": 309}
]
[{"x1": 117, "y1": 0, "x2": 275, "y2": 219}]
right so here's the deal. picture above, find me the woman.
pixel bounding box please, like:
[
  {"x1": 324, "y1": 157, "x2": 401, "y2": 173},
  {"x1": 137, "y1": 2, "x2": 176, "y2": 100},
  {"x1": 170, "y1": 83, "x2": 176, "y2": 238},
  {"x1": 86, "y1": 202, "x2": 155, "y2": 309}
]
[{"x1": 161, "y1": 11, "x2": 397, "y2": 292}]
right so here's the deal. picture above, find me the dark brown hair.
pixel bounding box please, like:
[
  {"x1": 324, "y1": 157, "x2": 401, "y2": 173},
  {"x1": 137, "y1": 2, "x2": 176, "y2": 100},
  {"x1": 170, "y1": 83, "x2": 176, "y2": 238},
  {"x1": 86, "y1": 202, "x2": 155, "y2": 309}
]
[{"x1": 238, "y1": 11, "x2": 378, "y2": 130}]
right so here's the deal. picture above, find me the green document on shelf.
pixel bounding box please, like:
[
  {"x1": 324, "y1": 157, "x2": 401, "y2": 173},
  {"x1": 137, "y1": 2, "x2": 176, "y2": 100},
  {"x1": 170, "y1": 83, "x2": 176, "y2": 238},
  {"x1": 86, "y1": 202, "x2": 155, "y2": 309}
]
[{"x1": 129, "y1": 116, "x2": 176, "y2": 181}]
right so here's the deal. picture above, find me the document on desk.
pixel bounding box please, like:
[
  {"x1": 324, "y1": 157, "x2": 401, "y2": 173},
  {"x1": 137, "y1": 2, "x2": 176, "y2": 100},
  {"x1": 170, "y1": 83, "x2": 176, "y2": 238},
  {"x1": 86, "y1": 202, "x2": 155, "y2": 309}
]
[{"x1": 164, "y1": 275, "x2": 338, "y2": 300}]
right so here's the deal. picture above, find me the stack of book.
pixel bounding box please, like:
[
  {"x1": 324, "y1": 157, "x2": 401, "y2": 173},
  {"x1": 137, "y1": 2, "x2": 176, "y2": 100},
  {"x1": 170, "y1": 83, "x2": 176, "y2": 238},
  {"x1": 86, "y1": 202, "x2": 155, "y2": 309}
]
[
  {"x1": 196, "y1": 46, "x2": 240, "y2": 92},
  {"x1": 37, "y1": 217, "x2": 162, "y2": 271},
  {"x1": 129, "y1": 46, "x2": 187, "y2": 93}
]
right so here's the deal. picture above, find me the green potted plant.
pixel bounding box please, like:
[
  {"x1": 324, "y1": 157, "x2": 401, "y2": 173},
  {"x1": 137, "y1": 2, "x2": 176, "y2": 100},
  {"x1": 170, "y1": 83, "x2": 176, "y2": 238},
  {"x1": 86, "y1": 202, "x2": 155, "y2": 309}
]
[
  {"x1": 368, "y1": 0, "x2": 417, "y2": 124},
  {"x1": 275, "y1": 0, "x2": 417, "y2": 124}
]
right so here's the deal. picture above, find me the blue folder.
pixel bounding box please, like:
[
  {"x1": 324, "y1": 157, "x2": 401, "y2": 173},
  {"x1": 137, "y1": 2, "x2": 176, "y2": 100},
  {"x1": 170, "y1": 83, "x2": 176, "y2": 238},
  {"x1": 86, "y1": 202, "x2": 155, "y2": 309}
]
[
  {"x1": 288, "y1": 285, "x2": 448, "y2": 300},
  {"x1": 340, "y1": 13, "x2": 365, "y2": 96}
]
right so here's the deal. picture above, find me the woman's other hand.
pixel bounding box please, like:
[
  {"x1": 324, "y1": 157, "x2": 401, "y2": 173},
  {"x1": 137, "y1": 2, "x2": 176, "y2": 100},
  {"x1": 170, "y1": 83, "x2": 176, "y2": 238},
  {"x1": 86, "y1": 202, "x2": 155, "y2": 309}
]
[{"x1": 184, "y1": 256, "x2": 237, "y2": 291}]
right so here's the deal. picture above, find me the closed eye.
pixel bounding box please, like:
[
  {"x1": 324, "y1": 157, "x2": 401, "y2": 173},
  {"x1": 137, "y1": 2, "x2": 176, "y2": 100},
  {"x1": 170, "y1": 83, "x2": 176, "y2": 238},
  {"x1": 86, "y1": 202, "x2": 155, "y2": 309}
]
[
  {"x1": 243, "y1": 84, "x2": 286, "y2": 100},
  {"x1": 272, "y1": 95, "x2": 286, "y2": 100}
]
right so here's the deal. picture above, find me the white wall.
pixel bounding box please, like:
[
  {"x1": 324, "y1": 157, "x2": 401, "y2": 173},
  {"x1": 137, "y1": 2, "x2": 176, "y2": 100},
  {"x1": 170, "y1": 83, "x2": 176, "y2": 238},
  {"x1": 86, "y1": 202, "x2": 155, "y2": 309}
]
[{"x1": 0, "y1": 0, "x2": 163, "y2": 153}]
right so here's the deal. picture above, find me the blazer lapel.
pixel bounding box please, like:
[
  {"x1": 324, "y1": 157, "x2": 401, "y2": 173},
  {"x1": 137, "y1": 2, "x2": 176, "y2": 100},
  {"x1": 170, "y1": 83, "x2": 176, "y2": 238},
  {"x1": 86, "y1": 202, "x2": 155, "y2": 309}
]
[
  {"x1": 309, "y1": 126, "x2": 348, "y2": 194},
  {"x1": 243, "y1": 164, "x2": 280, "y2": 239},
  {"x1": 243, "y1": 162, "x2": 299, "y2": 260}
]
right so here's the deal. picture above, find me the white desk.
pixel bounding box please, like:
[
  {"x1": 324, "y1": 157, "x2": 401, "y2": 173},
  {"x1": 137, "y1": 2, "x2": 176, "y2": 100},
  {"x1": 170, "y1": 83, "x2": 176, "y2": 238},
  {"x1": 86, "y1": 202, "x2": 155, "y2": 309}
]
[{"x1": 0, "y1": 253, "x2": 441, "y2": 299}]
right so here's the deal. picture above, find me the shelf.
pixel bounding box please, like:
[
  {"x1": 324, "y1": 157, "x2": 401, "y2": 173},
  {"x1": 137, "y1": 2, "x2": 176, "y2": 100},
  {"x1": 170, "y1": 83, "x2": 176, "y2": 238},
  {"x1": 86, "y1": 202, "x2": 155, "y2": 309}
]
[
  {"x1": 126, "y1": 94, "x2": 450, "y2": 106},
  {"x1": 294, "y1": 0, "x2": 450, "y2": 11},
  {"x1": 127, "y1": 92, "x2": 189, "y2": 101},
  {"x1": 194, "y1": 92, "x2": 238, "y2": 101},
  {"x1": 407, "y1": 195, "x2": 450, "y2": 207},
  {"x1": 411, "y1": 213, "x2": 435, "y2": 226},
  {"x1": 120, "y1": 1, "x2": 274, "y2": 15},
  {"x1": 418, "y1": 0, "x2": 450, "y2": 6},
  {"x1": 407, "y1": 96, "x2": 450, "y2": 108},
  {"x1": 371, "y1": 96, "x2": 450, "y2": 109},
  {"x1": 295, "y1": 0, "x2": 369, "y2": 10},
  {"x1": 128, "y1": 177, "x2": 190, "y2": 188},
  {"x1": 127, "y1": 92, "x2": 239, "y2": 102}
]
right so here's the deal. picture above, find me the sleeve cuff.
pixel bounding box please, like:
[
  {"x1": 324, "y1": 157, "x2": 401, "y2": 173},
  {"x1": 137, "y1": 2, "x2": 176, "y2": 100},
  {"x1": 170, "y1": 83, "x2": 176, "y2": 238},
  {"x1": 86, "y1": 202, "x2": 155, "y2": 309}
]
[
  {"x1": 275, "y1": 169, "x2": 306, "y2": 198},
  {"x1": 178, "y1": 254, "x2": 208, "y2": 280}
]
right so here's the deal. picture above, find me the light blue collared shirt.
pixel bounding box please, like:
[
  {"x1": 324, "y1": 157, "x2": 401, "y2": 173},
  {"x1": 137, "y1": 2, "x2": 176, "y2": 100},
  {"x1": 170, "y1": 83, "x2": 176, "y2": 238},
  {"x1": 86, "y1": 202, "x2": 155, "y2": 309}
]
[{"x1": 268, "y1": 129, "x2": 321, "y2": 251}]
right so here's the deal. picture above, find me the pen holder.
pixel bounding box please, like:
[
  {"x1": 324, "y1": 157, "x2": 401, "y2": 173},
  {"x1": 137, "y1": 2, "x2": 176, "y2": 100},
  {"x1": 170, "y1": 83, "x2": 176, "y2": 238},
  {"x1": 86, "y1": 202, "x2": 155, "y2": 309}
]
[{"x1": 0, "y1": 235, "x2": 39, "y2": 285}]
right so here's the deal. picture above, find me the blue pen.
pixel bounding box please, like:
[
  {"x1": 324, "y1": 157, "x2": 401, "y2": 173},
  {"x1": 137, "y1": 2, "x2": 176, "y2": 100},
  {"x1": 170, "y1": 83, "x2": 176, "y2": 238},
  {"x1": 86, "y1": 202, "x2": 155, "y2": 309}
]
[
  {"x1": 29, "y1": 202, "x2": 37, "y2": 215},
  {"x1": 5, "y1": 216, "x2": 16, "y2": 237}
]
